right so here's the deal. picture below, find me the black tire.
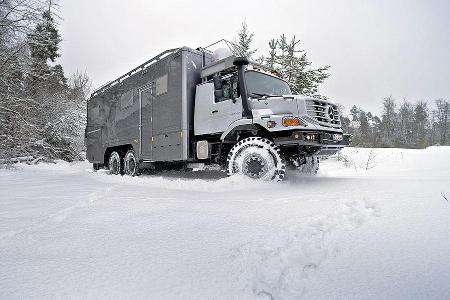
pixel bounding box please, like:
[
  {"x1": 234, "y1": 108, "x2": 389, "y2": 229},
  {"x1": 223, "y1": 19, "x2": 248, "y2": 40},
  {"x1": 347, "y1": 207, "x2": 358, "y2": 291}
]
[
  {"x1": 289, "y1": 154, "x2": 320, "y2": 175},
  {"x1": 124, "y1": 149, "x2": 139, "y2": 176},
  {"x1": 93, "y1": 163, "x2": 101, "y2": 172},
  {"x1": 227, "y1": 137, "x2": 286, "y2": 181},
  {"x1": 108, "y1": 151, "x2": 122, "y2": 175}
]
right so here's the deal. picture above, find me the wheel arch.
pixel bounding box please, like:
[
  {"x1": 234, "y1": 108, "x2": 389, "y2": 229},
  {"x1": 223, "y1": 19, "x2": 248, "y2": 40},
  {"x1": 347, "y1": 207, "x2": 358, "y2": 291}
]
[{"x1": 221, "y1": 121, "x2": 274, "y2": 143}]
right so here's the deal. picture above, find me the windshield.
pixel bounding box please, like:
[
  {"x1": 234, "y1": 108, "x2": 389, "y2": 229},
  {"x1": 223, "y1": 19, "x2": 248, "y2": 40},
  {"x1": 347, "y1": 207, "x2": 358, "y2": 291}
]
[{"x1": 245, "y1": 70, "x2": 292, "y2": 97}]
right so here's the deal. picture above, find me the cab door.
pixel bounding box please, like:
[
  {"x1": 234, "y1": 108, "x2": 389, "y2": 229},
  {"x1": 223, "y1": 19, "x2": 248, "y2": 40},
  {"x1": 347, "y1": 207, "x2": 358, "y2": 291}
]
[{"x1": 209, "y1": 75, "x2": 242, "y2": 134}]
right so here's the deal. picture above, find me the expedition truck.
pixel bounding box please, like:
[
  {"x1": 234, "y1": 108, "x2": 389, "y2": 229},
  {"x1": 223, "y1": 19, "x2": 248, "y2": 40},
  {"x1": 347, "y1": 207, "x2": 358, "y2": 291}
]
[{"x1": 85, "y1": 41, "x2": 350, "y2": 181}]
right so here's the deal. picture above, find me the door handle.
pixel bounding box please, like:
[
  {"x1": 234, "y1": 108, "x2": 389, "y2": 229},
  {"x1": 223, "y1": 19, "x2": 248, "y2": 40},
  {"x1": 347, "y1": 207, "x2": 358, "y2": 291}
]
[{"x1": 212, "y1": 110, "x2": 219, "y2": 114}]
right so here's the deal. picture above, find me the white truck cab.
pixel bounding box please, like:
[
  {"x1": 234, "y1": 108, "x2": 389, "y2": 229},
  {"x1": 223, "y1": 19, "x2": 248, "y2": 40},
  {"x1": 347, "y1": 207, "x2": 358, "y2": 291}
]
[{"x1": 192, "y1": 53, "x2": 349, "y2": 180}]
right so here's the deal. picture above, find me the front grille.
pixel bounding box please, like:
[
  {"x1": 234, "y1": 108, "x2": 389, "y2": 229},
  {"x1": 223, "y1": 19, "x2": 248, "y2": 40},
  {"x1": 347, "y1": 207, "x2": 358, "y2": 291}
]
[{"x1": 305, "y1": 99, "x2": 341, "y2": 129}]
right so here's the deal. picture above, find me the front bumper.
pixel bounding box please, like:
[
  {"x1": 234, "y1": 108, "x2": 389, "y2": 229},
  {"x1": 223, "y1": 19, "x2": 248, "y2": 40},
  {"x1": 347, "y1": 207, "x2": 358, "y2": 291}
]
[{"x1": 273, "y1": 131, "x2": 351, "y2": 156}]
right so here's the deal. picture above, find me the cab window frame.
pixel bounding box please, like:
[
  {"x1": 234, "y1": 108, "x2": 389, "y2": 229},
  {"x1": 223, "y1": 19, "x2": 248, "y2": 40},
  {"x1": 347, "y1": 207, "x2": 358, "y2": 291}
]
[{"x1": 214, "y1": 75, "x2": 240, "y2": 103}]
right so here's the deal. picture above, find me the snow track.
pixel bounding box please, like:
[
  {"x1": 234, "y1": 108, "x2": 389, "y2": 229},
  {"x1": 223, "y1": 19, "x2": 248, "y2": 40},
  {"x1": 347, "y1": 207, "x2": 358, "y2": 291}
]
[
  {"x1": 231, "y1": 199, "x2": 380, "y2": 299},
  {"x1": 1, "y1": 147, "x2": 450, "y2": 299}
]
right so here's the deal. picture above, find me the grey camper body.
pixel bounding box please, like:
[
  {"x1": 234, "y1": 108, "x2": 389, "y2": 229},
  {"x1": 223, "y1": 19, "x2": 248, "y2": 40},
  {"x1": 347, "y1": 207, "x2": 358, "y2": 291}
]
[{"x1": 86, "y1": 47, "x2": 205, "y2": 165}]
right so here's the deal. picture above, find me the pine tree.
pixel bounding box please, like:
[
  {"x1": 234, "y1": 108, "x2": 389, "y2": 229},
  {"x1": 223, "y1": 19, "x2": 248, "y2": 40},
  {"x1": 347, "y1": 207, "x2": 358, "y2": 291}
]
[
  {"x1": 233, "y1": 23, "x2": 330, "y2": 98},
  {"x1": 27, "y1": 7, "x2": 62, "y2": 94},
  {"x1": 433, "y1": 99, "x2": 449, "y2": 145},
  {"x1": 340, "y1": 115, "x2": 351, "y2": 134},
  {"x1": 413, "y1": 101, "x2": 429, "y2": 148},
  {"x1": 350, "y1": 105, "x2": 359, "y2": 121},
  {"x1": 266, "y1": 39, "x2": 277, "y2": 68},
  {"x1": 370, "y1": 115, "x2": 383, "y2": 147},
  {"x1": 268, "y1": 35, "x2": 330, "y2": 97},
  {"x1": 234, "y1": 21, "x2": 257, "y2": 58},
  {"x1": 381, "y1": 96, "x2": 397, "y2": 146},
  {"x1": 358, "y1": 110, "x2": 369, "y2": 145},
  {"x1": 398, "y1": 100, "x2": 415, "y2": 147}
]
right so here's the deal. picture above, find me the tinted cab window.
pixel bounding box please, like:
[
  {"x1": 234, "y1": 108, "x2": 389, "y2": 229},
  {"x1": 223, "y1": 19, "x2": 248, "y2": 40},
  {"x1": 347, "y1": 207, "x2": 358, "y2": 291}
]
[{"x1": 215, "y1": 76, "x2": 240, "y2": 102}]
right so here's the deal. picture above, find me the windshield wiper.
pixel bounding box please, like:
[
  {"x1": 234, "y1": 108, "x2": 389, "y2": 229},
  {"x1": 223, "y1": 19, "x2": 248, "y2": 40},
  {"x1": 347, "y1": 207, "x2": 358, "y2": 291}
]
[{"x1": 249, "y1": 92, "x2": 280, "y2": 99}]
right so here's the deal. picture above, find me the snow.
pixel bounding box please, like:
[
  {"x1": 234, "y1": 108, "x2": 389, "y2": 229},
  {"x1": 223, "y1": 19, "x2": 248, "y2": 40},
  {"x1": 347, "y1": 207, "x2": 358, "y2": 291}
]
[{"x1": 1, "y1": 147, "x2": 450, "y2": 299}]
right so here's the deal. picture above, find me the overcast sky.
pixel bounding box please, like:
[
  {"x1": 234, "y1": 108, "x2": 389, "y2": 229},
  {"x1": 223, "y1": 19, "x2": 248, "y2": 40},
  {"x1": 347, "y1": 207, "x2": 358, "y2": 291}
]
[{"x1": 59, "y1": 0, "x2": 450, "y2": 113}]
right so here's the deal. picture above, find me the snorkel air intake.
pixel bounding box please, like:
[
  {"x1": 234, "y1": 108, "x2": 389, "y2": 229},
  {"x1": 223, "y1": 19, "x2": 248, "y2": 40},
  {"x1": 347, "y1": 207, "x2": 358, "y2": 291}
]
[{"x1": 234, "y1": 57, "x2": 252, "y2": 119}]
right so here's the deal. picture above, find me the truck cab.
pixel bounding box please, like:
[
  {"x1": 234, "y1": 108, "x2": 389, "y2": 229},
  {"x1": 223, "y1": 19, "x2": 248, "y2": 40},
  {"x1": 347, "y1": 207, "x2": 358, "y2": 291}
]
[{"x1": 193, "y1": 53, "x2": 350, "y2": 180}]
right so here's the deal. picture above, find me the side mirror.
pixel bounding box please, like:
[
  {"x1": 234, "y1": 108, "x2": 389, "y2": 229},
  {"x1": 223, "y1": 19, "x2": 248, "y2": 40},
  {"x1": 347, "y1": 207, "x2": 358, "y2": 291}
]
[{"x1": 214, "y1": 89, "x2": 224, "y2": 99}]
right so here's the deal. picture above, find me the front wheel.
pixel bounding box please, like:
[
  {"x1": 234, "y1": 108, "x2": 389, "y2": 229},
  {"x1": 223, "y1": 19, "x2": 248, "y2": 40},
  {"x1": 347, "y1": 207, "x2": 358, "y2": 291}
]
[
  {"x1": 227, "y1": 137, "x2": 286, "y2": 181},
  {"x1": 288, "y1": 154, "x2": 320, "y2": 175}
]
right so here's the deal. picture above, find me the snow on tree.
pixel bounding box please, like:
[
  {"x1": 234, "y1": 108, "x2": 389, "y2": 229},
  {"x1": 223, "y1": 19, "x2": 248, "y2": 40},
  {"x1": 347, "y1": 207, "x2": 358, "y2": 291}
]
[
  {"x1": 27, "y1": 4, "x2": 62, "y2": 96},
  {"x1": 0, "y1": 0, "x2": 90, "y2": 161},
  {"x1": 271, "y1": 34, "x2": 330, "y2": 98},
  {"x1": 234, "y1": 21, "x2": 257, "y2": 59},
  {"x1": 413, "y1": 101, "x2": 429, "y2": 148},
  {"x1": 398, "y1": 99, "x2": 415, "y2": 148},
  {"x1": 381, "y1": 96, "x2": 398, "y2": 146},
  {"x1": 233, "y1": 24, "x2": 330, "y2": 99},
  {"x1": 266, "y1": 39, "x2": 278, "y2": 69}
]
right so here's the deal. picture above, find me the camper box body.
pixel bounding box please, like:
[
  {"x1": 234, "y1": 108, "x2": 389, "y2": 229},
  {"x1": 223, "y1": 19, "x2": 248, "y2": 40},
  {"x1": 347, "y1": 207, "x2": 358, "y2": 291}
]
[{"x1": 86, "y1": 47, "x2": 208, "y2": 164}]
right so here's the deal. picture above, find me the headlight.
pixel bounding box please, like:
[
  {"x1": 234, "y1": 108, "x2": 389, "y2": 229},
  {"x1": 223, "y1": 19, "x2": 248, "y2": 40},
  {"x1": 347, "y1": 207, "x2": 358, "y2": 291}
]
[{"x1": 282, "y1": 117, "x2": 302, "y2": 127}]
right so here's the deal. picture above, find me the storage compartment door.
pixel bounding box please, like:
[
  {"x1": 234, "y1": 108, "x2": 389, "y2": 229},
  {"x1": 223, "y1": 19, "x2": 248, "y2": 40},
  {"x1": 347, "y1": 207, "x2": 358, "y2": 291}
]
[{"x1": 140, "y1": 87, "x2": 153, "y2": 160}]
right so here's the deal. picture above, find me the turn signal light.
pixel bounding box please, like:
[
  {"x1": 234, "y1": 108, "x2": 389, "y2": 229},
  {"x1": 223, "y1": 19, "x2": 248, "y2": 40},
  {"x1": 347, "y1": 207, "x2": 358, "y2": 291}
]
[{"x1": 282, "y1": 117, "x2": 301, "y2": 127}]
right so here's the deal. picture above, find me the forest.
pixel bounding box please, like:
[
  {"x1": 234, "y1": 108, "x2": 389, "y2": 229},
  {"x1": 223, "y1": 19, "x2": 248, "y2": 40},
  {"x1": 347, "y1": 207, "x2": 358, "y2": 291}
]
[
  {"x1": 234, "y1": 22, "x2": 450, "y2": 149},
  {"x1": 341, "y1": 97, "x2": 449, "y2": 148},
  {"x1": 1, "y1": 2, "x2": 448, "y2": 163},
  {"x1": 0, "y1": 0, "x2": 89, "y2": 162}
]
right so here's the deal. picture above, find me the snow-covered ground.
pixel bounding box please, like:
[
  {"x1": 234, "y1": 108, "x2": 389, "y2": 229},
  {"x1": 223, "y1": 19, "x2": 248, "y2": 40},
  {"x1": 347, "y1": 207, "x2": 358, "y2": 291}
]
[{"x1": 1, "y1": 147, "x2": 450, "y2": 299}]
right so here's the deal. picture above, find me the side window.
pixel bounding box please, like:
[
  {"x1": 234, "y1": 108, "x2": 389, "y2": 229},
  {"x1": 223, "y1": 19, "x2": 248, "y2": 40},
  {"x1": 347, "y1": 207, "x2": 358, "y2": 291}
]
[
  {"x1": 215, "y1": 76, "x2": 240, "y2": 103},
  {"x1": 155, "y1": 74, "x2": 168, "y2": 96},
  {"x1": 120, "y1": 90, "x2": 133, "y2": 110},
  {"x1": 222, "y1": 81, "x2": 231, "y2": 99}
]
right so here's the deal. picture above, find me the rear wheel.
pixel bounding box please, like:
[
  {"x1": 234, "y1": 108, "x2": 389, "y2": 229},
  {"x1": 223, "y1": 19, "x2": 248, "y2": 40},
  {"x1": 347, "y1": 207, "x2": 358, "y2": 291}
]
[
  {"x1": 227, "y1": 137, "x2": 286, "y2": 181},
  {"x1": 93, "y1": 163, "x2": 101, "y2": 172},
  {"x1": 108, "y1": 151, "x2": 122, "y2": 175},
  {"x1": 124, "y1": 149, "x2": 139, "y2": 176}
]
